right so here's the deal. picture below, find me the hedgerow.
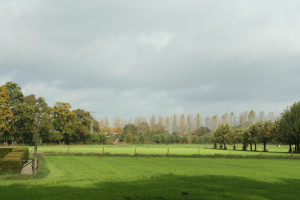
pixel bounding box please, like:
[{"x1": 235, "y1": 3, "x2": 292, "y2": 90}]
[{"x1": 0, "y1": 148, "x2": 29, "y2": 174}]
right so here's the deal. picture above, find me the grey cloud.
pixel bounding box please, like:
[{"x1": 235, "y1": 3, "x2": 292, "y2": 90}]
[{"x1": 0, "y1": 0, "x2": 299, "y2": 118}]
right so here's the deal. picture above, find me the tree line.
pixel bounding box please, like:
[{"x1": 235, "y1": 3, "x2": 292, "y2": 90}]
[
  {"x1": 213, "y1": 101, "x2": 299, "y2": 153},
  {"x1": 0, "y1": 82, "x2": 99, "y2": 145},
  {"x1": 0, "y1": 82, "x2": 299, "y2": 153}
]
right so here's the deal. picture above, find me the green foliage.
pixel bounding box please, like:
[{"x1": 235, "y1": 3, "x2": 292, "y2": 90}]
[
  {"x1": 0, "y1": 148, "x2": 29, "y2": 174},
  {"x1": 0, "y1": 148, "x2": 12, "y2": 158},
  {"x1": 14, "y1": 98, "x2": 38, "y2": 144},
  {"x1": 136, "y1": 135, "x2": 144, "y2": 143},
  {"x1": 49, "y1": 130, "x2": 61, "y2": 143},
  {"x1": 87, "y1": 133, "x2": 107, "y2": 144},
  {"x1": 0, "y1": 82, "x2": 298, "y2": 150},
  {"x1": 278, "y1": 101, "x2": 300, "y2": 153},
  {"x1": 0, "y1": 160, "x2": 24, "y2": 174},
  {"x1": 3, "y1": 82, "x2": 24, "y2": 143},
  {"x1": 152, "y1": 134, "x2": 161, "y2": 143},
  {"x1": 192, "y1": 126, "x2": 211, "y2": 136},
  {"x1": 254, "y1": 120, "x2": 276, "y2": 152},
  {"x1": 99, "y1": 134, "x2": 107, "y2": 143},
  {"x1": 4, "y1": 82, "x2": 24, "y2": 106},
  {"x1": 240, "y1": 128, "x2": 250, "y2": 151},
  {"x1": 181, "y1": 136, "x2": 188, "y2": 143},
  {"x1": 214, "y1": 123, "x2": 233, "y2": 150},
  {"x1": 124, "y1": 131, "x2": 133, "y2": 143},
  {"x1": 52, "y1": 102, "x2": 78, "y2": 144},
  {"x1": 123, "y1": 124, "x2": 138, "y2": 136},
  {"x1": 36, "y1": 98, "x2": 53, "y2": 143},
  {"x1": 0, "y1": 86, "x2": 14, "y2": 143}
]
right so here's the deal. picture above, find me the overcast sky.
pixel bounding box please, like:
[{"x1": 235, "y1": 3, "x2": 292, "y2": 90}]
[{"x1": 0, "y1": 0, "x2": 299, "y2": 121}]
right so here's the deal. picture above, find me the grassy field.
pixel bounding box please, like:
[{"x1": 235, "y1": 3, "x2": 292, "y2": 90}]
[
  {"x1": 0, "y1": 154, "x2": 300, "y2": 200},
  {"x1": 12, "y1": 144, "x2": 294, "y2": 157},
  {"x1": 1, "y1": 145, "x2": 299, "y2": 199}
]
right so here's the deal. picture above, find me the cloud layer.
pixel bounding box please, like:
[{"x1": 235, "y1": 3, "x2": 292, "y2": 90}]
[{"x1": 1, "y1": 0, "x2": 299, "y2": 120}]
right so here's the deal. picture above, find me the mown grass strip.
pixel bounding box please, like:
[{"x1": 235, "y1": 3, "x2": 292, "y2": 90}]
[{"x1": 43, "y1": 151, "x2": 300, "y2": 159}]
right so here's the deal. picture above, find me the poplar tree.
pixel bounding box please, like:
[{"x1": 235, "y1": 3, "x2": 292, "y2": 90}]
[
  {"x1": 195, "y1": 113, "x2": 202, "y2": 130},
  {"x1": 179, "y1": 114, "x2": 186, "y2": 135},
  {"x1": 171, "y1": 114, "x2": 178, "y2": 134}
]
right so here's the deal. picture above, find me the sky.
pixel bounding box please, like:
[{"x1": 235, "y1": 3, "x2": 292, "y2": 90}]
[{"x1": 0, "y1": 0, "x2": 299, "y2": 121}]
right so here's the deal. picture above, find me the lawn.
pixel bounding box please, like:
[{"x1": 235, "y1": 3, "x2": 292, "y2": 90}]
[
  {"x1": 1, "y1": 154, "x2": 300, "y2": 200},
  {"x1": 16, "y1": 144, "x2": 294, "y2": 157}
]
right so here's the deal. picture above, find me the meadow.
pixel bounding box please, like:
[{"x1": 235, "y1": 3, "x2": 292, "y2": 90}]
[
  {"x1": 23, "y1": 144, "x2": 294, "y2": 156},
  {"x1": 1, "y1": 144, "x2": 300, "y2": 200}
]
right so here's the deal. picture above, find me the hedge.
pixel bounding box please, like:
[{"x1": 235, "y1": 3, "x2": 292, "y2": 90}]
[
  {"x1": 0, "y1": 148, "x2": 12, "y2": 158},
  {"x1": 0, "y1": 148, "x2": 29, "y2": 174},
  {"x1": 0, "y1": 160, "x2": 24, "y2": 174}
]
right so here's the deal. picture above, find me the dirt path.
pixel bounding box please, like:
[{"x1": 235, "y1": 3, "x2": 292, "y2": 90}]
[{"x1": 21, "y1": 160, "x2": 33, "y2": 175}]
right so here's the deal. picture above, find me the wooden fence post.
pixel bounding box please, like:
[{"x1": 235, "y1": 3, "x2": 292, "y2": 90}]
[{"x1": 34, "y1": 145, "x2": 38, "y2": 174}]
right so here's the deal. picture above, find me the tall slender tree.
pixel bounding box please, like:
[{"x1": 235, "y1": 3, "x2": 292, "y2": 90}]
[
  {"x1": 171, "y1": 114, "x2": 178, "y2": 134},
  {"x1": 164, "y1": 116, "x2": 171, "y2": 134},
  {"x1": 195, "y1": 113, "x2": 202, "y2": 130},
  {"x1": 179, "y1": 114, "x2": 186, "y2": 135}
]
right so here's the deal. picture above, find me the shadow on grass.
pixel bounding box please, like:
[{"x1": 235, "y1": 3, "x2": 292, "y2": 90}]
[{"x1": 0, "y1": 174, "x2": 299, "y2": 200}]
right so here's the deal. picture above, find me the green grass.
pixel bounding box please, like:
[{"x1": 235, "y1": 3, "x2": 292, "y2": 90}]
[
  {"x1": 13, "y1": 144, "x2": 293, "y2": 157},
  {"x1": 1, "y1": 154, "x2": 300, "y2": 200}
]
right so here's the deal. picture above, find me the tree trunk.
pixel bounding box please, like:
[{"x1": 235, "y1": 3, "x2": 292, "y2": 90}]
[
  {"x1": 254, "y1": 143, "x2": 257, "y2": 151},
  {"x1": 233, "y1": 144, "x2": 236, "y2": 150},
  {"x1": 297, "y1": 143, "x2": 300, "y2": 153},
  {"x1": 224, "y1": 143, "x2": 227, "y2": 150},
  {"x1": 263, "y1": 142, "x2": 267, "y2": 152},
  {"x1": 213, "y1": 143, "x2": 217, "y2": 149},
  {"x1": 250, "y1": 143, "x2": 252, "y2": 151},
  {"x1": 242, "y1": 143, "x2": 247, "y2": 151}
]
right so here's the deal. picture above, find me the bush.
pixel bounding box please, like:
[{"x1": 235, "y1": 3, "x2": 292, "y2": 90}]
[
  {"x1": 152, "y1": 134, "x2": 161, "y2": 143},
  {"x1": 192, "y1": 136, "x2": 198, "y2": 144},
  {"x1": 12, "y1": 148, "x2": 29, "y2": 160},
  {"x1": 0, "y1": 160, "x2": 24, "y2": 174},
  {"x1": 139, "y1": 135, "x2": 145, "y2": 143},
  {"x1": 99, "y1": 134, "x2": 107, "y2": 143},
  {"x1": 0, "y1": 148, "x2": 29, "y2": 174},
  {"x1": 0, "y1": 148, "x2": 12, "y2": 158}
]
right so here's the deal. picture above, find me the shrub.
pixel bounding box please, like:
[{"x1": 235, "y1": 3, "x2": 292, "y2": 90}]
[
  {"x1": 0, "y1": 148, "x2": 12, "y2": 158},
  {"x1": 138, "y1": 135, "x2": 145, "y2": 143},
  {"x1": 0, "y1": 148, "x2": 29, "y2": 174},
  {"x1": 0, "y1": 160, "x2": 24, "y2": 174}
]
